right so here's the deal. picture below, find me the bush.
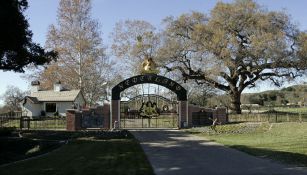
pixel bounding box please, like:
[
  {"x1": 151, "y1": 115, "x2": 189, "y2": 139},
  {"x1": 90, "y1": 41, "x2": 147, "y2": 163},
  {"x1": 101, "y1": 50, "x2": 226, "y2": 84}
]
[
  {"x1": 0, "y1": 127, "x2": 16, "y2": 137},
  {"x1": 40, "y1": 110, "x2": 46, "y2": 116},
  {"x1": 282, "y1": 87, "x2": 294, "y2": 91},
  {"x1": 53, "y1": 111, "x2": 59, "y2": 117}
]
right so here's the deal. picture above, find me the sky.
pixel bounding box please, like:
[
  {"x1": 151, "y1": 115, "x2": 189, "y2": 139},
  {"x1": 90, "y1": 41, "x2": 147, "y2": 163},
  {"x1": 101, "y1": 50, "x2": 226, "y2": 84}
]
[{"x1": 0, "y1": 0, "x2": 307, "y2": 105}]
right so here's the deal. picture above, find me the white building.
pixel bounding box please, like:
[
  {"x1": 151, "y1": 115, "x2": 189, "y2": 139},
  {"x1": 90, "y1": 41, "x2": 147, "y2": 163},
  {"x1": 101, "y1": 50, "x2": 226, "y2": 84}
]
[{"x1": 21, "y1": 81, "x2": 86, "y2": 117}]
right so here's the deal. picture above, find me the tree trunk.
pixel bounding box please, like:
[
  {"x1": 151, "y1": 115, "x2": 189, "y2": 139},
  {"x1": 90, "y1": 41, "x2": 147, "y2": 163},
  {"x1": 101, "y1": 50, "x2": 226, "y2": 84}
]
[{"x1": 230, "y1": 91, "x2": 242, "y2": 114}]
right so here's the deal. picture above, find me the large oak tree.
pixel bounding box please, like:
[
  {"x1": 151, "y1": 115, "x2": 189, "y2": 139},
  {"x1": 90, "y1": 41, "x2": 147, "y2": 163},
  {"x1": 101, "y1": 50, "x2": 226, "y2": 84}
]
[
  {"x1": 159, "y1": 0, "x2": 307, "y2": 113},
  {"x1": 112, "y1": 0, "x2": 307, "y2": 114}
]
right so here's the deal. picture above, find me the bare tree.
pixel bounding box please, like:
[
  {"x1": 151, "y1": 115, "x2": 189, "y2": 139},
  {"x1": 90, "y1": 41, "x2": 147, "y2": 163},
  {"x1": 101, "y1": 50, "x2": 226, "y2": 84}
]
[
  {"x1": 186, "y1": 82, "x2": 217, "y2": 107},
  {"x1": 111, "y1": 20, "x2": 161, "y2": 76},
  {"x1": 1, "y1": 86, "x2": 27, "y2": 111},
  {"x1": 111, "y1": 20, "x2": 219, "y2": 102},
  {"x1": 28, "y1": 0, "x2": 116, "y2": 106}
]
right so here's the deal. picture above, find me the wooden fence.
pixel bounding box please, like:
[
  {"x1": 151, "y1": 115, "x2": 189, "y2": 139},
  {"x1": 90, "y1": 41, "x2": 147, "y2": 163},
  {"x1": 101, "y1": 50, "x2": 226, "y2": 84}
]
[
  {"x1": 229, "y1": 111, "x2": 307, "y2": 123},
  {"x1": 0, "y1": 116, "x2": 66, "y2": 130}
]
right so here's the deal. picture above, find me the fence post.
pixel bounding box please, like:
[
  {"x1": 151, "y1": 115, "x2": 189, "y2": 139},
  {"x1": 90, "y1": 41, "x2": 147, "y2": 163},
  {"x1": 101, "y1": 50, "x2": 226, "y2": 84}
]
[
  {"x1": 299, "y1": 113, "x2": 302, "y2": 122},
  {"x1": 257, "y1": 114, "x2": 260, "y2": 122},
  {"x1": 19, "y1": 117, "x2": 22, "y2": 129},
  {"x1": 275, "y1": 112, "x2": 277, "y2": 123}
]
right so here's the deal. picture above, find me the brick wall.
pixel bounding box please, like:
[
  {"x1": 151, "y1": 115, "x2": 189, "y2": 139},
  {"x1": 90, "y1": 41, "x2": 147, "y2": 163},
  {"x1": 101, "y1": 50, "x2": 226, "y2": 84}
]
[
  {"x1": 188, "y1": 105, "x2": 228, "y2": 127},
  {"x1": 213, "y1": 107, "x2": 227, "y2": 124},
  {"x1": 66, "y1": 104, "x2": 110, "y2": 131}
]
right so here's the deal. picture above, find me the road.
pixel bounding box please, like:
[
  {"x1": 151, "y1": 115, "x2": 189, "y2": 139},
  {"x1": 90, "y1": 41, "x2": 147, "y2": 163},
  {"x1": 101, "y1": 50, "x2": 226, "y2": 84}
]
[{"x1": 131, "y1": 129, "x2": 307, "y2": 175}]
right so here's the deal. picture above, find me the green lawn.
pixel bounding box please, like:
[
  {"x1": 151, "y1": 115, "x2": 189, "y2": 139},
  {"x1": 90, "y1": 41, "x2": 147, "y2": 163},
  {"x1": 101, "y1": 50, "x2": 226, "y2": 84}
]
[
  {"x1": 0, "y1": 130, "x2": 154, "y2": 175},
  {"x1": 1, "y1": 118, "x2": 66, "y2": 129},
  {"x1": 274, "y1": 107, "x2": 307, "y2": 113},
  {"x1": 0, "y1": 137, "x2": 62, "y2": 165},
  {"x1": 188, "y1": 122, "x2": 307, "y2": 166}
]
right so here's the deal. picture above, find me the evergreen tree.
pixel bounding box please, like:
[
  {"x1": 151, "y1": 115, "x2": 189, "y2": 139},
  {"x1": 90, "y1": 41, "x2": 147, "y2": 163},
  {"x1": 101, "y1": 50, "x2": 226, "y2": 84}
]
[{"x1": 0, "y1": 0, "x2": 56, "y2": 72}]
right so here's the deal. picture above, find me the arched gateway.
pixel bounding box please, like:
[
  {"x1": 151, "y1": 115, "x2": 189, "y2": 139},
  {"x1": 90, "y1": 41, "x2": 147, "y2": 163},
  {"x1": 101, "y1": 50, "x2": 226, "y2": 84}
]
[{"x1": 111, "y1": 74, "x2": 188, "y2": 129}]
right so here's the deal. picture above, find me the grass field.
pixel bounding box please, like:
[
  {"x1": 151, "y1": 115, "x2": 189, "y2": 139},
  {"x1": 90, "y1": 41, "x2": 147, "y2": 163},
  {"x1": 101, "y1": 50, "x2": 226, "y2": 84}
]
[
  {"x1": 1, "y1": 118, "x2": 66, "y2": 129},
  {"x1": 0, "y1": 130, "x2": 154, "y2": 175},
  {"x1": 188, "y1": 122, "x2": 307, "y2": 167},
  {"x1": 274, "y1": 107, "x2": 307, "y2": 113}
]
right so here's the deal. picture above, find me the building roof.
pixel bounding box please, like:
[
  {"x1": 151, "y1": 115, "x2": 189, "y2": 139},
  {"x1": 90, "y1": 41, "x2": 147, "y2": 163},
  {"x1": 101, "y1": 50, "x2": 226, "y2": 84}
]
[
  {"x1": 26, "y1": 96, "x2": 40, "y2": 104},
  {"x1": 30, "y1": 90, "x2": 81, "y2": 102}
]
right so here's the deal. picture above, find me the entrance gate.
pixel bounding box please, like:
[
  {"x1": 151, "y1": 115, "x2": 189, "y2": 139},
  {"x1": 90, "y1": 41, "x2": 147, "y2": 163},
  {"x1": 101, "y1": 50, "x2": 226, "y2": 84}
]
[
  {"x1": 120, "y1": 94, "x2": 178, "y2": 128},
  {"x1": 111, "y1": 74, "x2": 188, "y2": 129}
]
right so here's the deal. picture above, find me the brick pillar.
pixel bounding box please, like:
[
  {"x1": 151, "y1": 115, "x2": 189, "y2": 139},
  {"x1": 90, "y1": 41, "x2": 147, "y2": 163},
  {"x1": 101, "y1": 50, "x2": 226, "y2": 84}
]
[
  {"x1": 111, "y1": 100, "x2": 120, "y2": 129},
  {"x1": 66, "y1": 109, "x2": 82, "y2": 131},
  {"x1": 66, "y1": 109, "x2": 75, "y2": 131},
  {"x1": 179, "y1": 101, "x2": 188, "y2": 128},
  {"x1": 75, "y1": 112, "x2": 82, "y2": 130}
]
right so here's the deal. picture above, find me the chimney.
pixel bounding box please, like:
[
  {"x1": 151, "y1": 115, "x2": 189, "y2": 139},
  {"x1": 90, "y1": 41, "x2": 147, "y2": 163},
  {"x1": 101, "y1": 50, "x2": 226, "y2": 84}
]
[
  {"x1": 31, "y1": 81, "x2": 40, "y2": 93},
  {"x1": 54, "y1": 80, "x2": 63, "y2": 92}
]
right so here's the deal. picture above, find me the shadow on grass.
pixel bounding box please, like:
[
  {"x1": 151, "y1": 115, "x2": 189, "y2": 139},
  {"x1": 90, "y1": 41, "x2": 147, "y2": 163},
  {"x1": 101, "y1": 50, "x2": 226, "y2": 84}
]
[
  {"x1": 225, "y1": 121, "x2": 246, "y2": 124},
  {"x1": 0, "y1": 137, "x2": 63, "y2": 165},
  {"x1": 0, "y1": 130, "x2": 154, "y2": 175},
  {"x1": 229, "y1": 145, "x2": 307, "y2": 167},
  {"x1": 0, "y1": 130, "x2": 134, "y2": 166}
]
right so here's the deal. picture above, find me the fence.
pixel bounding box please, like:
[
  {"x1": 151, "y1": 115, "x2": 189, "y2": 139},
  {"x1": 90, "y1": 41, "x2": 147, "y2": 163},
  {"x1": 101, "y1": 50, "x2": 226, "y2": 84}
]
[
  {"x1": 0, "y1": 111, "x2": 22, "y2": 118},
  {"x1": 229, "y1": 111, "x2": 307, "y2": 123},
  {"x1": 0, "y1": 116, "x2": 66, "y2": 130},
  {"x1": 191, "y1": 111, "x2": 213, "y2": 126}
]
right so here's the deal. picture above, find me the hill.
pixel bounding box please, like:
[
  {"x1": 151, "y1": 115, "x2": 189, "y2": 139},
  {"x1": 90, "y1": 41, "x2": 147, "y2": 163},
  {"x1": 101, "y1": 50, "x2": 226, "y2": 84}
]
[
  {"x1": 207, "y1": 84, "x2": 307, "y2": 107},
  {"x1": 241, "y1": 84, "x2": 307, "y2": 106}
]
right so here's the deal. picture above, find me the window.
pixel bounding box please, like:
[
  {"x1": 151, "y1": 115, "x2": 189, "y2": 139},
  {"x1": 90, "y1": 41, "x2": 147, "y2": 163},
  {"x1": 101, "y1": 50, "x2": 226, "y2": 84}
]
[{"x1": 45, "y1": 103, "x2": 56, "y2": 113}]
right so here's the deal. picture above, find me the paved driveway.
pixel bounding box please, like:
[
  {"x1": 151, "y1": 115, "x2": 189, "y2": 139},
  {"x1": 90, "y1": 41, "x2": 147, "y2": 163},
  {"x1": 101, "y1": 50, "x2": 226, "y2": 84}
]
[{"x1": 131, "y1": 129, "x2": 307, "y2": 175}]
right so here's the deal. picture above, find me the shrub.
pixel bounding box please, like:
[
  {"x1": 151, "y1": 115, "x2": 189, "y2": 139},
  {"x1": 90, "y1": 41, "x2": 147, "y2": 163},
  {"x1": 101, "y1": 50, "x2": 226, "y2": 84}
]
[
  {"x1": 0, "y1": 127, "x2": 16, "y2": 137},
  {"x1": 53, "y1": 111, "x2": 59, "y2": 117}
]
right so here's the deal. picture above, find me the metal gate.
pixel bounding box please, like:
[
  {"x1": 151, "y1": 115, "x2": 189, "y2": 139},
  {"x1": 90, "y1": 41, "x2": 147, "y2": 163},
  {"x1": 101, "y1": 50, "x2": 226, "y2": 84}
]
[{"x1": 120, "y1": 95, "x2": 178, "y2": 128}]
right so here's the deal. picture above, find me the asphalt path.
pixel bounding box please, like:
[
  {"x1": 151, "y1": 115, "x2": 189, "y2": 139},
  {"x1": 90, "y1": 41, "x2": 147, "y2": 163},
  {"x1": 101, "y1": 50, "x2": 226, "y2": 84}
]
[{"x1": 131, "y1": 129, "x2": 307, "y2": 175}]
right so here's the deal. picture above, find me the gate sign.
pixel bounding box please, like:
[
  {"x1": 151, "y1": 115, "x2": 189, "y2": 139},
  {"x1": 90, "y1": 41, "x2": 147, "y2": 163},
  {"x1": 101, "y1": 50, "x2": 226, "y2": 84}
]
[{"x1": 112, "y1": 74, "x2": 187, "y2": 101}]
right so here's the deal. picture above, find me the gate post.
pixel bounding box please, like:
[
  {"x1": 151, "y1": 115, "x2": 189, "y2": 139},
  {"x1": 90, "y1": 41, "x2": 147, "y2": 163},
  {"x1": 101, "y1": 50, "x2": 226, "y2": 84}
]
[
  {"x1": 111, "y1": 100, "x2": 120, "y2": 129},
  {"x1": 66, "y1": 109, "x2": 82, "y2": 131},
  {"x1": 179, "y1": 101, "x2": 188, "y2": 128}
]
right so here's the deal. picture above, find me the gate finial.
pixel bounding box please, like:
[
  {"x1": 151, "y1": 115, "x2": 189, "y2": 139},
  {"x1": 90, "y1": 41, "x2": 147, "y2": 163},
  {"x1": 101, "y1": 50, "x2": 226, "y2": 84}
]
[{"x1": 140, "y1": 56, "x2": 159, "y2": 74}]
